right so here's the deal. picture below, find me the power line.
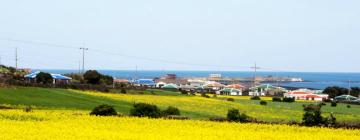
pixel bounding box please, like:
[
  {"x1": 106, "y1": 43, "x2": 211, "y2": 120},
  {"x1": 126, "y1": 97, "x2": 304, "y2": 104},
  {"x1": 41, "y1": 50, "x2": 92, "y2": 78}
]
[{"x1": 15, "y1": 47, "x2": 18, "y2": 69}]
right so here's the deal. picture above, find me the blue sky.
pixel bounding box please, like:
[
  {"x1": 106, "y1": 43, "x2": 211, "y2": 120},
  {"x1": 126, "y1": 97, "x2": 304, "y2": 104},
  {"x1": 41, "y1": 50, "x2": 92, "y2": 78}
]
[{"x1": 0, "y1": 0, "x2": 359, "y2": 72}]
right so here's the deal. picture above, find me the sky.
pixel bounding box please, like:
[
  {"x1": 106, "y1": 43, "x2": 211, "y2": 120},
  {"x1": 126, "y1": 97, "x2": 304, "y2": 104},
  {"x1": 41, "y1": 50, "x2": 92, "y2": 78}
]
[{"x1": 0, "y1": 0, "x2": 359, "y2": 72}]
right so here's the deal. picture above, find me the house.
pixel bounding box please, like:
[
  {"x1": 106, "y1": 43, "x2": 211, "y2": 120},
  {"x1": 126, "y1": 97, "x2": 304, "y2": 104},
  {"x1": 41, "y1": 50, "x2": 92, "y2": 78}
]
[
  {"x1": 154, "y1": 74, "x2": 188, "y2": 88},
  {"x1": 335, "y1": 95, "x2": 358, "y2": 102},
  {"x1": 131, "y1": 79, "x2": 155, "y2": 87},
  {"x1": 249, "y1": 84, "x2": 286, "y2": 96},
  {"x1": 24, "y1": 71, "x2": 72, "y2": 84},
  {"x1": 225, "y1": 84, "x2": 246, "y2": 90},
  {"x1": 202, "y1": 81, "x2": 225, "y2": 90},
  {"x1": 285, "y1": 89, "x2": 329, "y2": 101},
  {"x1": 187, "y1": 79, "x2": 206, "y2": 88},
  {"x1": 219, "y1": 88, "x2": 242, "y2": 96},
  {"x1": 161, "y1": 84, "x2": 179, "y2": 89}
]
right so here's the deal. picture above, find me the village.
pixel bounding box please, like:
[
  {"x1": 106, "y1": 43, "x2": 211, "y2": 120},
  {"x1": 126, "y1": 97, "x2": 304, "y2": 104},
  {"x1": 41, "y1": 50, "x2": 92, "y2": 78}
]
[{"x1": 16, "y1": 69, "x2": 359, "y2": 102}]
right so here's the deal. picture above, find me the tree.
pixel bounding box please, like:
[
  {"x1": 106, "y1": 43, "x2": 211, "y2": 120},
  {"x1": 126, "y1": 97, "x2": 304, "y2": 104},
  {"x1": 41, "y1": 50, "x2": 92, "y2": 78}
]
[
  {"x1": 227, "y1": 108, "x2": 249, "y2": 122},
  {"x1": 36, "y1": 72, "x2": 53, "y2": 84},
  {"x1": 323, "y1": 86, "x2": 348, "y2": 98},
  {"x1": 130, "y1": 103, "x2": 161, "y2": 118},
  {"x1": 350, "y1": 87, "x2": 360, "y2": 97},
  {"x1": 302, "y1": 104, "x2": 325, "y2": 126},
  {"x1": 83, "y1": 70, "x2": 101, "y2": 84},
  {"x1": 90, "y1": 104, "x2": 117, "y2": 116}
]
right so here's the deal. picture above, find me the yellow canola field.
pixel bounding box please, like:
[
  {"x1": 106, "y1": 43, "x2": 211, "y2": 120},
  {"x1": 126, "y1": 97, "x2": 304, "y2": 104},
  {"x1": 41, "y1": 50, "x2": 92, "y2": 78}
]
[{"x1": 0, "y1": 110, "x2": 359, "y2": 140}]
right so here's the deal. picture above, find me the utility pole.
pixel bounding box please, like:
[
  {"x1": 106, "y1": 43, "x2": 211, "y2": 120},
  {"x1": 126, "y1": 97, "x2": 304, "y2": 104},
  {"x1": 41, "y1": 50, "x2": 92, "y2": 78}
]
[
  {"x1": 251, "y1": 62, "x2": 260, "y2": 87},
  {"x1": 79, "y1": 47, "x2": 89, "y2": 74},
  {"x1": 78, "y1": 60, "x2": 81, "y2": 74},
  {"x1": 348, "y1": 79, "x2": 351, "y2": 95},
  {"x1": 250, "y1": 62, "x2": 260, "y2": 96},
  {"x1": 15, "y1": 47, "x2": 18, "y2": 69}
]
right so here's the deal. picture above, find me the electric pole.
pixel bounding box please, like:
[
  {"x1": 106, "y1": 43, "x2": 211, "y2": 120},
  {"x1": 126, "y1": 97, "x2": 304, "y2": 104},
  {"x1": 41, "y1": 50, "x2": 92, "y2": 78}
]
[
  {"x1": 348, "y1": 79, "x2": 351, "y2": 95},
  {"x1": 15, "y1": 47, "x2": 18, "y2": 69},
  {"x1": 79, "y1": 47, "x2": 89, "y2": 74},
  {"x1": 251, "y1": 62, "x2": 260, "y2": 87}
]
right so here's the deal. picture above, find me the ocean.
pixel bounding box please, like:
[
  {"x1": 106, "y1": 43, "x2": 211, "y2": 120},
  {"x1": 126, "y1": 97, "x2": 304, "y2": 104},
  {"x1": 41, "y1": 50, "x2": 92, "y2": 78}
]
[{"x1": 39, "y1": 70, "x2": 360, "y2": 90}]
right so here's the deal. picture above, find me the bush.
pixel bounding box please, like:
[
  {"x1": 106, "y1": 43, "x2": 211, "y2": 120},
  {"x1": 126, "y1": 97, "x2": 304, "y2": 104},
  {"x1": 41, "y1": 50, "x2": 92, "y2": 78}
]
[
  {"x1": 347, "y1": 105, "x2": 351, "y2": 108},
  {"x1": 318, "y1": 102, "x2": 326, "y2": 106},
  {"x1": 272, "y1": 97, "x2": 282, "y2": 102},
  {"x1": 331, "y1": 102, "x2": 337, "y2": 107},
  {"x1": 130, "y1": 103, "x2": 161, "y2": 118},
  {"x1": 209, "y1": 117, "x2": 228, "y2": 122},
  {"x1": 260, "y1": 100, "x2": 267, "y2": 106},
  {"x1": 165, "y1": 115, "x2": 189, "y2": 120},
  {"x1": 227, "y1": 98, "x2": 235, "y2": 102},
  {"x1": 250, "y1": 96, "x2": 261, "y2": 100},
  {"x1": 162, "y1": 106, "x2": 180, "y2": 116},
  {"x1": 180, "y1": 90, "x2": 188, "y2": 95},
  {"x1": 23, "y1": 106, "x2": 32, "y2": 112},
  {"x1": 84, "y1": 70, "x2": 102, "y2": 84},
  {"x1": 212, "y1": 94, "x2": 217, "y2": 98},
  {"x1": 90, "y1": 104, "x2": 117, "y2": 116},
  {"x1": 326, "y1": 113, "x2": 337, "y2": 126},
  {"x1": 227, "y1": 109, "x2": 249, "y2": 122},
  {"x1": 36, "y1": 72, "x2": 53, "y2": 84},
  {"x1": 201, "y1": 93, "x2": 210, "y2": 98},
  {"x1": 302, "y1": 104, "x2": 325, "y2": 126},
  {"x1": 120, "y1": 89, "x2": 127, "y2": 94},
  {"x1": 283, "y1": 97, "x2": 295, "y2": 103}
]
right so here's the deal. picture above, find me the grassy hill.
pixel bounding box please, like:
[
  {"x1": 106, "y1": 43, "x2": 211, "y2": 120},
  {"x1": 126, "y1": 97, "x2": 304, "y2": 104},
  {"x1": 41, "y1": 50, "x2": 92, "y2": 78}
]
[{"x1": 0, "y1": 87, "x2": 359, "y2": 123}]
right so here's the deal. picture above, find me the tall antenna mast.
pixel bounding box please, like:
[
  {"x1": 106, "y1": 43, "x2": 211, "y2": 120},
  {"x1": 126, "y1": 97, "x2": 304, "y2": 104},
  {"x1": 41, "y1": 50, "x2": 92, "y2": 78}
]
[
  {"x1": 15, "y1": 47, "x2": 18, "y2": 69},
  {"x1": 348, "y1": 79, "x2": 351, "y2": 95},
  {"x1": 79, "y1": 47, "x2": 89, "y2": 74}
]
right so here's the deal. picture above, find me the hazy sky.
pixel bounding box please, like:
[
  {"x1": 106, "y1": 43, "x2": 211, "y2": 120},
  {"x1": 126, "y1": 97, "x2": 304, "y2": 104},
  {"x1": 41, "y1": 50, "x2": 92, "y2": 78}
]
[{"x1": 0, "y1": 0, "x2": 359, "y2": 72}]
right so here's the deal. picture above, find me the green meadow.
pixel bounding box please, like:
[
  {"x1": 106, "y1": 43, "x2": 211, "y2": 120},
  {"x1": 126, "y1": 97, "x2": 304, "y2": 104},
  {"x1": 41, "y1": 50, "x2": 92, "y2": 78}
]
[{"x1": 0, "y1": 87, "x2": 359, "y2": 123}]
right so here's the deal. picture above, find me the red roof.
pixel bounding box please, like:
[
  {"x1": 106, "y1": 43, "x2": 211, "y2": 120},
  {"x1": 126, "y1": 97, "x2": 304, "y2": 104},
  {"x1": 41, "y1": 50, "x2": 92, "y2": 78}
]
[
  {"x1": 290, "y1": 91, "x2": 312, "y2": 95},
  {"x1": 304, "y1": 94, "x2": 323, "y2": 98},
  {"x1": 226, "y1": 84, "x2": 245, "y2": 89}
]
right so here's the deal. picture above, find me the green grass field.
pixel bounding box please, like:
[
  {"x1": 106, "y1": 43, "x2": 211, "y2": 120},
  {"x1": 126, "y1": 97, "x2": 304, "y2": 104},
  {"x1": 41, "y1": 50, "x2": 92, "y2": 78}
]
[{"x1": 0, "y1": 87, "x2": 359, "y2": 123}]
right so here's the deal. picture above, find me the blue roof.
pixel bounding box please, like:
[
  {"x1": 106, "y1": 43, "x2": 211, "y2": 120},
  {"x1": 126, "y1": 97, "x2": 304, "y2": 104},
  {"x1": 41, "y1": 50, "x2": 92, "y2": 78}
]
[
  {"x1": 25, "y1": 71, "x2": 72, "y2": 80},
  {"x1": 131, "y1": 79, "x2": 155, "y2": 86}
]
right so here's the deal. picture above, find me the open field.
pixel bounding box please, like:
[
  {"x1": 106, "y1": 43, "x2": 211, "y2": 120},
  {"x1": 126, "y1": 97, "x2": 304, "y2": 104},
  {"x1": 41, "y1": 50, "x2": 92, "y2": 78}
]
[
  {"x1": 0, "y1": 87, "x2": 359, "y2": 123},
  {"x1": 0, "y1": 110, "x2": 359, "y2": 140}
]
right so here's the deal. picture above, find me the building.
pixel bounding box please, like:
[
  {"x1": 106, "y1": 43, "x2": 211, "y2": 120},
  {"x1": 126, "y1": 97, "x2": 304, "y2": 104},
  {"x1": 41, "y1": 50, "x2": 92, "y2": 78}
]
[
  {"x1": 335, "y1": 95, "x2": 358, "y2": 102},
  {"x1": 249, "y1": 84, "x2": 286, "y2": 96},
  {"x1": 225, "y1": 84, "x2": 246, "y2": 90},
  {"x1": 219, "y1": 88, "x2": 242, "y2": 96},
  {"x1": 24, "y1": 71, "x2": 72, "y2": 84},
  {"x1": 285, "y1": 89, "x2": 329, "y2": 101},
  {"x1": 154, "y1": 74, "x2": 188, "y2": 88},
  {"x1": 131, "y1": 79, "x2": 156, "y2": 87},
  {"x1": 202, "y1": 81, "x2": 225, "y2": 90}
]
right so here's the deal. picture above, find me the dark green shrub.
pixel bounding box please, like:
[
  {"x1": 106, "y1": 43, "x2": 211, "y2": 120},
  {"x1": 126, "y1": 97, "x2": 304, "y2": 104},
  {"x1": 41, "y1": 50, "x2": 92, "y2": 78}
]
[
  {"x1": 347, "y1": 105, "x2": 351, "y2": 108},
  {"x1": 180, "y1": 90, "x2": 188, "y2": 95},
  {"x1": 227, "y1": 109, "x2": 249, "y2": 122},
  {"x1": 162, "y1": 106, "x2": 180, "y2": 116},
  {"x1": 23, "y1": 105, "x2": 32, "y2": 112},
  {"x1": 302, "y1": 104, "x2": 325, "y2": 126},
  {"x1": 36, "y1": 72, "x2": 53, "y2": 84},
  {"x1": 90, "y1": 104, "x2": 117, "y2": 116},
  {"x1": 120, "y1": 89, "x2": 127, "y2": 94},
  {"x1": 331, "y1": 102, "x2": 337, "y2": 107},
  {"x1": 201, "y1": 93, "x2": 210, "y2": 98},
  {"x1": 212, "y1": 94, "x2": 217, "y2": 98},
  {"x1": 260, "y1": 100, "x2": 267, "y2": 106},
  {"x1": 326, "y1": 113, "x2": 337, "y2": 126},
  {"x1": 84, "y1": 70, "x2": 101, "y2": 84},
  {"x1": 250, "y1": 96, "x2": 261, "y2": 100},
  {"x1": 283, "y1": 97, "x2": 295, "y2": 103},
  {"x1": 130, "y1": 103, "x2": 161, "y2": 118},
  {"x1": 165, "y1": 115, "x2": 189, "y2": 120},
  {"x1": 209, "y1": 117, "x2": 228, "y2": 122},
  {"x1": 227, "y1": 98, "x2": 235, "y2": 102},
  {"x1": 272, "y1": 97, "x2": 282, "y2": 102}
]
